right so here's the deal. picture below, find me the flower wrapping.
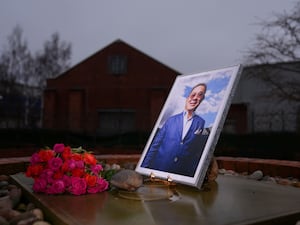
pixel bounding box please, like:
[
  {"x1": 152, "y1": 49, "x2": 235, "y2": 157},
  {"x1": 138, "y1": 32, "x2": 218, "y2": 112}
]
[{"x1": 26, "y1": 143, "x2": 109, "y2": 195}]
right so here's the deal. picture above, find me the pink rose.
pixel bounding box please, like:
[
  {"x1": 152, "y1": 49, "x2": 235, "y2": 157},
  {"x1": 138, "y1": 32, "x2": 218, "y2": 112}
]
[
  {"x1": 40, "y1": 168, "x2": 54, "y2": 183},
  {"x1": 30, "y1": 152, "x2": 42, "y2": 164},
  {"x1": 87, "y1": 177, "x2": 109, "y2": 193},
  {"x1": 69, "y1": 177, "x2": 87, "y2": 195},
  {"x1": 97, "y1": 178, "x2": 109, "y2": 192},
  {"x1": 48, "y1": 157, "x2": 63, "y2": 171},
  {"x1": 67, "y1": 159, "x2": 76, "y2": 171},
  {"x1": 28, "y1": 144, "x2": 110, "y2": 196},
  {"x1": 62, "y1": 175, "x2": 71, "y2": 187},
  {"x1": 53, "y1": 143, "x2": 65, "y2": 153},
  {"x1": 75, "y1": 160, "x2": 84, "y2": 169},
  {"x1": 33, "y1": 178, "x2": 47, "y2": 193},
  {"x1": 61, "y1": 159, "x2": 76, "y2": 172},
  {"x1": 87, "y1": 186, "x2": 100, "y2": 194},
  {"x1": 91, "y1": 164, "x2": 103, "y2": 175},
  {"x1": 47, "y1": 179, "x2": 66, "y2": 194}
]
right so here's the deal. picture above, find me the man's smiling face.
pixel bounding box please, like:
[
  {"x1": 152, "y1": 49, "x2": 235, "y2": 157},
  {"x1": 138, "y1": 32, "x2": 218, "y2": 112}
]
[{"x1": 185, "y1": 85, "x2": 206, "y2": 112}]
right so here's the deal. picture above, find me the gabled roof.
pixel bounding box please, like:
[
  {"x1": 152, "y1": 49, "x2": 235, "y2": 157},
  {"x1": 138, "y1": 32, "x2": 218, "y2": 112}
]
[{"x1": 53, "y1": 39, "x2": 181, "y2": 79}]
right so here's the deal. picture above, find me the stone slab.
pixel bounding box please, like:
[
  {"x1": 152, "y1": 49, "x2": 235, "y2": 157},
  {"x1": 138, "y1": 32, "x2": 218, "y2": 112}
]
[
  {"x1": 216, "y1": 156, "x2": 300, "y2": 178},
  {"x1": 10, "y1": 173, "x2": 300, "y2": 225}
]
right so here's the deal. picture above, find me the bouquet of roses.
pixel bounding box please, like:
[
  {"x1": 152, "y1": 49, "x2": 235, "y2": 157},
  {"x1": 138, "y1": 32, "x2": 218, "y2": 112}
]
[{"x1": 25, "y1": 143, "x2": 109, "y2": 195}]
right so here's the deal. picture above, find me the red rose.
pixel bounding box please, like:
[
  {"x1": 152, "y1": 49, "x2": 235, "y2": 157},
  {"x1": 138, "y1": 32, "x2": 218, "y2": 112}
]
[
  {"x1": 26, "y1": 164, "x2": 44, "y2": 178},
  {"x1": 85, "y1": 174, "x2": 97, "y2": 187},
  {"x1": 72, "y1": 168, "x2": 85, "y2": 177},
  {"x1": 62, "y1": 146, "x2": 72, "y2": 160},
  {"x1": 27, "y1": 144, "x2": 109, "y2": 196},
  {"x1": 53, "y1": 170, "x2": 64, "y2": 180},
  {"x1": 83, "y1": 152, "x2": 97, "y2": 165},
  {"x1": 87, "y1": 178, "x2": 109, "y2": 194},
  {"x1": 38, "y1": 149, "x2": 55, "y2": 162},
  {"x1": 71, "y1": 153, "x2": 82, "y2": 161}
]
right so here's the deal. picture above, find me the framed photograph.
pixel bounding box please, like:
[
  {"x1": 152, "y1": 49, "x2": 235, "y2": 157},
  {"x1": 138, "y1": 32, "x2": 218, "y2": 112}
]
[{"x1": 135, "y1": 65, "x2": 243, "y2": 189}]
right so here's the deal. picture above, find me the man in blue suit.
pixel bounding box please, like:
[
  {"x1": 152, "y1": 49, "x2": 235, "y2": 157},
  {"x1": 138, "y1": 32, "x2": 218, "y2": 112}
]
[{"x1": 141, "y1": 83, "x2": 207, "y2": 177}]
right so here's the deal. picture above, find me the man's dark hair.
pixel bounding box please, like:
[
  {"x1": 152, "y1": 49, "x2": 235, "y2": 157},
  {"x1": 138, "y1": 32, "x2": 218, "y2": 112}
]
[{"x1": 191, "y1": 83, "x2": 207, "y2": 94}]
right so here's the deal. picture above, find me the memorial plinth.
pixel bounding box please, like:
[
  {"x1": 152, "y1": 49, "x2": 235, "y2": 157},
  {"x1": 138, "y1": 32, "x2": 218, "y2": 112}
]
[{"x1": 11, "y1": 173, "x2": 300, "y2": 225}]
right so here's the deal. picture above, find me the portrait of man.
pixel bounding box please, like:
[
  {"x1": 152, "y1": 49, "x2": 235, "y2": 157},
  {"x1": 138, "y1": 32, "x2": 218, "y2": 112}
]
[
  {"x1": 141, "y1": 83, "x2": 208, "y2": 177},
  {"x1": 136, "y1": 65, "x2": 242, "y2": 188}
]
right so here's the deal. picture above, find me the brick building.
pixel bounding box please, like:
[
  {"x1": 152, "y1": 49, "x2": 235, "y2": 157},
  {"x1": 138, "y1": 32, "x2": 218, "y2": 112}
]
[
  {"x1": 43, "y1": 39, "x2": 180, "y2": 136},
  {"x1": 44, "y1": 39, "x2": 299, "y2": 138}
]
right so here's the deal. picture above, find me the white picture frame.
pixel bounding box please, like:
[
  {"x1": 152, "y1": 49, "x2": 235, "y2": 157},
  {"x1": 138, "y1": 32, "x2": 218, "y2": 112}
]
[{"x1": 135, "y1": 65, "x2": 243, "y2": 189}]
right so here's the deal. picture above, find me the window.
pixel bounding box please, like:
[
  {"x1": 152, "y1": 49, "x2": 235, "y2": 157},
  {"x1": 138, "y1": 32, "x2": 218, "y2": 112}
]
[
  {"x1": 97, "y1": 109, "x2": 135, "y2": 136},
  {"x1": 107, "y1": 55, "x2": 127, "y2": 75}
]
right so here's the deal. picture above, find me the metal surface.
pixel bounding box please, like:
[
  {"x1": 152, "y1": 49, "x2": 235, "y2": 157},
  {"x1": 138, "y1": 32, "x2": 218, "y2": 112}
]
[{"x1": 11, "y1": 173, "x2": 300, "y2": 225}]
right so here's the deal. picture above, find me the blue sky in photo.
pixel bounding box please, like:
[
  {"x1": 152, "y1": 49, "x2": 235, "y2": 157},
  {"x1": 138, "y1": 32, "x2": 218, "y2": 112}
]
[
  {"x1": 207, "y1": 74, "x2": 231, "y2": 93},
  {"x1": 197, "y1": 73, "x2": 231, "y2": 128}
]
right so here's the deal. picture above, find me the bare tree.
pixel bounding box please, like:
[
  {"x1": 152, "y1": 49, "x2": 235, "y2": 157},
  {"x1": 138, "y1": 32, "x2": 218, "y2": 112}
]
[
  {"x1": 34, "y1": 32, "x2": 72, "y2": 88},
  {"x1": 0, "y1": 25, "x2": 33, "y2": 92},
  {"x1": 0, "y1": 25, "x2": 33, "y2": 127},
  {"x1": 0, "y1": 25, "x2": 72, "y2": 128},
  {"x1": 243, "y1": 1, "x2": 300, "y2": 103}
]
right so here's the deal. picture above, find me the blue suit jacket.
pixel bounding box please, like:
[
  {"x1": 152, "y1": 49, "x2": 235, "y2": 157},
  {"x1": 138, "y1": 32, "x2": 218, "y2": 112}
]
[{"x1": 141, "y1": 112, "x2": 206, "y2": 177}]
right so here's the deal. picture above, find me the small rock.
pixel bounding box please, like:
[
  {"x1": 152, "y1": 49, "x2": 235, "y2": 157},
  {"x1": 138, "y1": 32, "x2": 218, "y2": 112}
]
[
  {"x1": 262, "y1": 176, "x2": 276, "y2": 183},
  {"x1": 5, "y1": 209, "x2": 21, "y2": 220},
  {"x1": 110, "y1": 169, "x2": 143, "y2": 191},
  {"x1": 218, "y1": 168, "x2": 226, "y2": 175},
  {"x1": 240, "y1": 172, "x2": 248, "y2": 176},
  {"x1": 224, "y1": 170, "x2": 238, "y2": 176},
  {"x1": 0, "y1": 189, "x2": 9, "y2": 197},
  {"x1": 31, "y1": 208, "x2": 44, "y2": 220},
  {"x1": 8, "y1": 211, "x2": 38, "y2": 225},
  {"x1": 292, "y1": 181, "x2": 300, "y2": 188},
  {"x1": 0, "y1": 195, "x2": 12, "y2": 211},
  {"x1": 205, "y1": 157, "x2": 218, "y2": 182},
  {"x1": 16, "y1": 203, "x2": 27, "y2": 212},
  {"x1": 0, "y1": 175, "x2": 9, "y2": 182},
  {"x1": 111, "y1": 164, "x2": 121, "y2": 170},
  {"x1": 0, "y1": 209, "x2": 21, "y2": 221},
  {"x1": 26, "y1": 203, "x2": 36, "y2": 212},
  {"x1": 33, "y1": 221, "x2": 52, "y2": 225},
  {"x1": 277, "y1": 178, "x2": 292, "y2": 186},
  {"x1": 0, "y1": 181, "x2": 9, "y2": 189},
  {"x1": 122, "y1": 162, "x2": 136, "y2": 170},
  {"x1": 248, "y1": 170, "x2": 263, "y2": 180},
  {"x1": 0, "y1": 215, "x2": 8, "y2": 225},
  {"x1": 9, "y1": 188, "x2": 22, "y2": 208},
  {"x1": 7, "y1": 184, "x2": 19, "y2": 191},
  {"x1": 104, "y1": 164, "x2": 112, "y2": 170}
]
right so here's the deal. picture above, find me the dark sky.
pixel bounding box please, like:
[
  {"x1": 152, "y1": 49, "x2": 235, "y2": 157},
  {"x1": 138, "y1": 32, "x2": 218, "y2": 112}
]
[{"x1": 0, "y1": 0, "x2": 296, "y2": 74}]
